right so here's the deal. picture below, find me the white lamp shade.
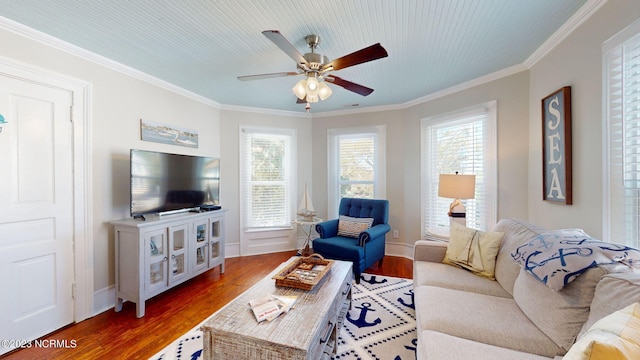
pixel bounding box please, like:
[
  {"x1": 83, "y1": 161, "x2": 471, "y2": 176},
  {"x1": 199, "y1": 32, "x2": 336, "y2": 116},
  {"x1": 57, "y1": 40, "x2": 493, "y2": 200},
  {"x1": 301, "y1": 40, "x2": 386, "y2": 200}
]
[
  {"x1": 438, "y1": 174, "x2": 476, "y2": 199},
  {"x1": 318, "y1": 82, "x2": 333, "y2": 100},
  {"x1": 306, "y1": 93, "x2": 319, "y2": 103},
  {"x1": 292, "y1": 79, "x2": 307, "y2": 99}
]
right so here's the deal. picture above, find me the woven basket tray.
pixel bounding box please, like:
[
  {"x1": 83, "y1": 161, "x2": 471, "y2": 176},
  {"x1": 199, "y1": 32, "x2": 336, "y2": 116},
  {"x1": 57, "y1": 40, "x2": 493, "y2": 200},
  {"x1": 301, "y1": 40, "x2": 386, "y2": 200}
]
[{"x1": 273, "y1": 254, "x2": 333, "y2": 291}]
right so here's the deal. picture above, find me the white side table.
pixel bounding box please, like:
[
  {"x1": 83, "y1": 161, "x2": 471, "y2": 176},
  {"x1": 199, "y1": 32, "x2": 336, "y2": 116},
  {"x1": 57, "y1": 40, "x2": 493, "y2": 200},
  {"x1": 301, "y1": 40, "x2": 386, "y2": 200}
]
[
  {"x1": 293, "y1": 218, "x2": 323, "y2": 256},
  {"x1": 426, "y1": 226, "x2": 450, "y2": 242}
]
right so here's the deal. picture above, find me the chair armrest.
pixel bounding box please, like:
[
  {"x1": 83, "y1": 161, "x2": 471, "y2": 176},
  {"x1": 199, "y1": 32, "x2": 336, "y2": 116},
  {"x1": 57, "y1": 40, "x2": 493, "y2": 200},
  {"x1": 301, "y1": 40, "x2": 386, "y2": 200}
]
[
  {"x1": 316, "y1": 219, "x2": 339, "y2": 238},
  {"x1": 359, "y1": 223, "x2": 391, "y2": 245},
  {"x1": 413, "y1": 240, "x2": 448, "y2": 263}
]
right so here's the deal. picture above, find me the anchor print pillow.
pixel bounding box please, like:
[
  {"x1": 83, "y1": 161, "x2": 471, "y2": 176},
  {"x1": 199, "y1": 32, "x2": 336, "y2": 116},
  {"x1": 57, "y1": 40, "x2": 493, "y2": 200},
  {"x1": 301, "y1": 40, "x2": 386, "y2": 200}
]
[{"x1": 511, "y1": 230, "x2": 640, "y2": 290}]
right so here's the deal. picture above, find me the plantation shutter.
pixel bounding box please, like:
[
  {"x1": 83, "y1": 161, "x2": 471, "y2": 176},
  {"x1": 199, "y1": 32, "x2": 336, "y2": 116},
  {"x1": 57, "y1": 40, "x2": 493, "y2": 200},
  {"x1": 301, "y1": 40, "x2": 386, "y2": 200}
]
[
  {"x1": 327, "y1": 126, "x2": 386, "y2": 219},
  {"x1": 604, "y1": 23, "x2": 640, "y2": 247},
  {"x1": 240, "y1": 127, "x2": 295, "y2": 230},
  {"x1": 422, "y1": 102, "x2": 497, "y2": 232}
]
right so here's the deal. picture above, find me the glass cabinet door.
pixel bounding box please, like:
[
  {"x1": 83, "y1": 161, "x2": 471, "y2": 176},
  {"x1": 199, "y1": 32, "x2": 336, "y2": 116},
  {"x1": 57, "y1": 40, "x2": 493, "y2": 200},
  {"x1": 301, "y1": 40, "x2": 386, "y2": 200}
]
[
  {"x1": 145, "y1": 228, "x2": 168, "y2": 293},
  {"x1": 169, "y1": 224, "x2": 189, "y2": 283},
  {"x1": 192, "y1": 220, "x2": 209, "y2": 273},
  {"x1": 209, "y1": 219, "x2": 222, "y2": 264}
]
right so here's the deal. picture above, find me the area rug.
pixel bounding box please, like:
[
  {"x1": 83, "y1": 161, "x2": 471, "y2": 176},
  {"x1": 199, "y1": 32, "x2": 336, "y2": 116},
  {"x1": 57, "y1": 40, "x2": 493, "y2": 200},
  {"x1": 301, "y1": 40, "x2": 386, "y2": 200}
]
[{"x1": 149, "y1": 273, "x2": 416, "y2": 360}]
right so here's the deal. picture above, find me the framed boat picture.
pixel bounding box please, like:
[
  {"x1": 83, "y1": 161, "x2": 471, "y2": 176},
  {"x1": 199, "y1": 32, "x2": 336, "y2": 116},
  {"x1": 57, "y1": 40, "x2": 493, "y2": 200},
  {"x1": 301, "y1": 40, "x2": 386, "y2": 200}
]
[
  {"x1": 140, "y1": 119, "x2": 198, "y2": 148},
  {"x1": 541, "y1": 86, "x2": 572, "y2": 205}
]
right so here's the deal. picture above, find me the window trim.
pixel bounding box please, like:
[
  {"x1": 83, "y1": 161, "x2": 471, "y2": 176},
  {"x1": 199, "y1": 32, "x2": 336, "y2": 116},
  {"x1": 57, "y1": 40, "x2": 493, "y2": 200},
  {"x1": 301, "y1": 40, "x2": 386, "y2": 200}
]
[
  {"x1": 420, "y1": 101, "x2": 498, "y2": 234},
  {"x1": 602, "y1": 18, "x2": 640, "y2": 247},
  {"x1": 327, "y1": 125, "x2": 386, "y2": 219},
  {"x1": 239, "y1": 126, "x2": 297, "y2": 232}
]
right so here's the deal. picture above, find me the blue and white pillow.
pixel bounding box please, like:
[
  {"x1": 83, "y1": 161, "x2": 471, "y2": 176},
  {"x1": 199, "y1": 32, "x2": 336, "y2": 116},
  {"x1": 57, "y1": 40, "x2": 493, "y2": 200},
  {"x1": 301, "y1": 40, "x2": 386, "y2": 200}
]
[
  {"x1": 337, "y1": 215, "x2": 374, "y2": 238},
  {"x1": 511, "y1": 230, "x2": 640, "y2": 290}
]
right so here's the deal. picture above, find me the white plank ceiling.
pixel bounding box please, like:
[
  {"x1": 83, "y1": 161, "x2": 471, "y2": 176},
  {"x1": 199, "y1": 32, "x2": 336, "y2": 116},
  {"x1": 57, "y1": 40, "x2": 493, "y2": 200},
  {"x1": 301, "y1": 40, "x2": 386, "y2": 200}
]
[{"x1": 0, "y1": 0, "x2": 592, "y2": 114}]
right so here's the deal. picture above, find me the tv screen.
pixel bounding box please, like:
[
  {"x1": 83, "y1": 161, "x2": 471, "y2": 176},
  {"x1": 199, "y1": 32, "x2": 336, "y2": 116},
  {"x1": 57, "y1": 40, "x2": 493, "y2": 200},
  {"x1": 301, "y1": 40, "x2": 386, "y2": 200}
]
[{"x1": 130, "y1": 149, "x2": 220, "y2": 217}]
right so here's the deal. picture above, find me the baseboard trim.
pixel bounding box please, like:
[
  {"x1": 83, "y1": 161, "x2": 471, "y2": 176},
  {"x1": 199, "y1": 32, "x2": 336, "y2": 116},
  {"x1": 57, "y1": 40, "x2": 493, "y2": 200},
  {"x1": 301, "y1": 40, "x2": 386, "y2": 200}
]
[
  {"x1": 385, "y1": 241, "x2": 414, "y2": 260},
  {"x1": 92, "y1": 285, "x2": 115, "y2": 317}
]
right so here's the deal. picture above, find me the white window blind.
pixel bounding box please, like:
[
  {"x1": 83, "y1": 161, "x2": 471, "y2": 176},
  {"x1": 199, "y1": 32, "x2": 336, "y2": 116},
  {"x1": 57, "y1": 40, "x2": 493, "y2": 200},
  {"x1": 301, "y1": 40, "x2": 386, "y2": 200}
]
[
  {"x1": 240, "y1": 127, "x2": 296, "y2": 230},
  {"x1": 421, "y1": 102, "x2": 497, "y2": 232},
  {"x1": 604, "y1": 20, "x2": 640, "y2": 248},
  {"x1": 327, "y1": 126, "x2": 386, "y2": 219}
]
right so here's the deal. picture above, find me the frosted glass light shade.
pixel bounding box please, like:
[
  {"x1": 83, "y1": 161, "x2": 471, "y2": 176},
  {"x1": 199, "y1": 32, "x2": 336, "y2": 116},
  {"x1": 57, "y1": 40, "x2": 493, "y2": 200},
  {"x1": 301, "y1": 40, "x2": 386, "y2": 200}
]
[
  {"x1": 318, "y1": 82, "x2": 333, "y2": 100},
  {"x1": 306, "y1": 77, "x2": 320, "y2": 96},
  {"x1": 292, "y1": 79, "x2": 307, "y2": 99}
]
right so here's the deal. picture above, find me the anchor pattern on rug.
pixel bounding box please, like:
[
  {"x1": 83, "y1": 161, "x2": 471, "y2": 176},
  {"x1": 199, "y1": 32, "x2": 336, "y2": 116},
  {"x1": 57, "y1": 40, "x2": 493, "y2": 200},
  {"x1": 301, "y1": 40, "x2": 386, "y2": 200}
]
[
  {"x1": 398, "y1": 289, "x2": 414, "y2": 310},
  {"x1": 360, "y1": 274, "x2": 388, "y2": 285},
  {"x1": 392, "y1": 338, "x2": 418, "y2": 359},
  {"x1": 151, "y1": 274, "x2": 416, "y2": 360},
  {"x1": 347, "y1": 302, "x2": 382, "y2": 328}
]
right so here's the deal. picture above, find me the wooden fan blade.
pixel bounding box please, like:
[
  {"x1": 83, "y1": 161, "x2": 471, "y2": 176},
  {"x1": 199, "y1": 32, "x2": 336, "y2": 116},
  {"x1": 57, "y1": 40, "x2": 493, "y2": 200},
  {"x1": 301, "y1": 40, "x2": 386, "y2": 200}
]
[
  {"x1": 237, "y1": 72, "x2": 300, "y2": 81},
  {"x1": 296, "y1": 96, "x2": 307, "y2": 104},
  {"x1": 322, "y1": 43, "x2": 388, "y2": 72},
  {"x1": 325, "y1": 75, "x2": 374, "y2": 96},
  {"x1": 262, "y1": 30, "x2": 309, "y2": 67}
]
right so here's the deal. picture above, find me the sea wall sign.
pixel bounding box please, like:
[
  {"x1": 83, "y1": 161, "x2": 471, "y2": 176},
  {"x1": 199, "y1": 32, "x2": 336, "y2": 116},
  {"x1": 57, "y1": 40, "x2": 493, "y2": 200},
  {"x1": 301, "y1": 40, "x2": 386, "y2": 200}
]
[
  {"x1": 140, "y1": 119, "x2": 198, "y2": 148},
  {"x1": 541, "y1": 86, "x2": 572, "y2": 204}
]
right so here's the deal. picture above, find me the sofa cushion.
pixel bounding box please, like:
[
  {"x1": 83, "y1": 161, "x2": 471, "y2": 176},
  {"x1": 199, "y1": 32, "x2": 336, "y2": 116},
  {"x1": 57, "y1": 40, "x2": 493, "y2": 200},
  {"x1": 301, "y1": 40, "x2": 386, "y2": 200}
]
[
  {"x1": 564, "y1": 302, "x2": 640, "y2": 360},
  {"x1": 443, "y1": 222, "x2": 504, "y2": 279},
  {"x1": 413, "y1": 261, "x2": 511, "y2": 298},
  {"x1": 578, "y1": 272, "x2": 640, "y2": 339},
  {"x1": 337, "y1": 215, "x2": 373, "y2": 238},
  {"x1": 492, "y1": 219, "x2": 548, "y2": 296},
  {"x1": 512, "y1": 264, "x2": 626, "y2": 353},
  {"x1": 415, "y1": 285, "x2": 562, "y2": 357},
  {"x1": 511, "y1": 231, "x2": 640, "y2": 290},
  {"x1": 420, "y1": 330, "x2": 555, "y2": 360}
]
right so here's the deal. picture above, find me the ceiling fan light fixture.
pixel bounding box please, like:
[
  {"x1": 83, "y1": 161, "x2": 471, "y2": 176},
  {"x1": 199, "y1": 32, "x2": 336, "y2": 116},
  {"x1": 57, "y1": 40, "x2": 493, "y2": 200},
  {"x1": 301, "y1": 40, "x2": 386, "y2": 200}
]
[
  {"x1": 306, "y1": 76, "x2": 320, "y2": 96},
  {"x1": 306, "y1": 93, "x2": 319, "y2": 103},
  {"x1": 318, "y1": 82, "x2": 332, "y2": 100},
  {"x1": 292, "y1": 79, "x2": 307, "y2": 99}
]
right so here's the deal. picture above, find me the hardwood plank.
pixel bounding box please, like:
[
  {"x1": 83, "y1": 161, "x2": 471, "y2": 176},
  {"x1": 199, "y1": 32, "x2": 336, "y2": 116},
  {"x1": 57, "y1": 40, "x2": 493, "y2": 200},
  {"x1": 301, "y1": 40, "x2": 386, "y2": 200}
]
[{"x1": 1, "y1": 252, "x2": 412, "y2": 360}]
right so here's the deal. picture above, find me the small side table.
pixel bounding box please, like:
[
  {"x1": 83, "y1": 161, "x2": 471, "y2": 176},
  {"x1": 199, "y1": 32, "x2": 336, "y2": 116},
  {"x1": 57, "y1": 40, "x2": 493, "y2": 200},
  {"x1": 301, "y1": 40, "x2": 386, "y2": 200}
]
[
  {"x1": 425, "y1": 226, "x2": 450, "y2": 242},
  {"x1": 293, "y1": 218, "x2": 323, "y2": 256}
]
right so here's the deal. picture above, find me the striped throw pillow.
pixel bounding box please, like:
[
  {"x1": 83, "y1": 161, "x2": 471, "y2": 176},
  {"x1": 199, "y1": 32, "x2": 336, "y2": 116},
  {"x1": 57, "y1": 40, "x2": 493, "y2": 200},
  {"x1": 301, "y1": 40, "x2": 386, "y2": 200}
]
[{"x1": 337, "y1": 216, "x2": 374, "y2": 238}]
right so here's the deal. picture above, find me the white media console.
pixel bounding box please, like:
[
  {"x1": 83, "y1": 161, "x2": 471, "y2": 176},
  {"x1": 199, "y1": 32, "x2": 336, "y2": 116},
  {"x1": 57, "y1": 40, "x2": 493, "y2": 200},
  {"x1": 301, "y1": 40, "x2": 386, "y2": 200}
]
[{"x1": 112, "y1": 209, "x2": 226, "y2": 317}]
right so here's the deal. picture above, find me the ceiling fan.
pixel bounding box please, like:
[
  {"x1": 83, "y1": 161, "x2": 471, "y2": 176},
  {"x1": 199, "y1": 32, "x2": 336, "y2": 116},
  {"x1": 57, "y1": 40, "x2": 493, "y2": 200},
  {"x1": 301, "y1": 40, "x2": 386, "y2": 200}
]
[{"x1": 237, "y1": 30, "x2": 388, "y2": 110}]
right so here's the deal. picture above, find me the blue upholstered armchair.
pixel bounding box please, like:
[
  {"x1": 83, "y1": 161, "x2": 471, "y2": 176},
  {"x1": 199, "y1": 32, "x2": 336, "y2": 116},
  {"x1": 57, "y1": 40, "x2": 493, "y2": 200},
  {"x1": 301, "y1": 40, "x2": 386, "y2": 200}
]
[{"x1": 314, "y1": 198, "x2": 390, "y2": 283}]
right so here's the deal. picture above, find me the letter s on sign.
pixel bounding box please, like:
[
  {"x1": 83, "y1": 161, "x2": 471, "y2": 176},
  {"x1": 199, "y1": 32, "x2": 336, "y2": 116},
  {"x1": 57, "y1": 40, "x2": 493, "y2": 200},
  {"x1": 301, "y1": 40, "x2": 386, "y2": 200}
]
[{"x1": 547, "y1": 96, "x2": 561, "y2": 130}]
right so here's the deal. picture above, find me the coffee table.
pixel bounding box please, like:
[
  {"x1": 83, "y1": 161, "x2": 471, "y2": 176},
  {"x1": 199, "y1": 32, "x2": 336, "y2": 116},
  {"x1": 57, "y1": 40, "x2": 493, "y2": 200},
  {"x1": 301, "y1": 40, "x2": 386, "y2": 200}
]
[{"x1": 201, "y1": 257, "x2": 353, "y2": 360}]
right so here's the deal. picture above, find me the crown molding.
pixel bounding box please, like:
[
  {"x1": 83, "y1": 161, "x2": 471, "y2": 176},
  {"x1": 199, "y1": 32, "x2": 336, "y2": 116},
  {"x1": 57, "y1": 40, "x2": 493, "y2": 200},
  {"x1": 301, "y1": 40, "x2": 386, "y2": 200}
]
[
  {"x1": 219, "y1": 103, "x2": 309, "y2": 118},
  {"x1": 524, "y1": 0, "x2": 607, "y2": 68},
  {"x1": 0, "y1": 15, "x2": 221, "y2": 109}
]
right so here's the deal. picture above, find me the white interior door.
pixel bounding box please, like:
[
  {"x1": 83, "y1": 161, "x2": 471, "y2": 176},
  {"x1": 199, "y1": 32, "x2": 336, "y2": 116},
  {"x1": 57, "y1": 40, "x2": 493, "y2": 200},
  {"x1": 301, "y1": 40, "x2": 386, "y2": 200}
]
[{"x1": 0, "y1": 75, "x2": 74, "y2": 354}]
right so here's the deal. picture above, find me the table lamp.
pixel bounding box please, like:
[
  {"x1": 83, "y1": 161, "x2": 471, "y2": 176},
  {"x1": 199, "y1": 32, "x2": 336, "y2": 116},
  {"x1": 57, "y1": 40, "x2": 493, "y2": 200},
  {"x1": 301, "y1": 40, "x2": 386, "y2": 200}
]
[{"x1": 438, "y1": 172, "x2": 476, "y2": 227}]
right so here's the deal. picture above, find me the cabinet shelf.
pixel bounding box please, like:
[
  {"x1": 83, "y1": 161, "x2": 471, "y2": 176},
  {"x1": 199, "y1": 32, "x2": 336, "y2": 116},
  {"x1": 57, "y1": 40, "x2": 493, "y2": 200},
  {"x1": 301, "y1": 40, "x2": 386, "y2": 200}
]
[{"x1": 113, "y1": 210, "x2": 226, "y2": 318}]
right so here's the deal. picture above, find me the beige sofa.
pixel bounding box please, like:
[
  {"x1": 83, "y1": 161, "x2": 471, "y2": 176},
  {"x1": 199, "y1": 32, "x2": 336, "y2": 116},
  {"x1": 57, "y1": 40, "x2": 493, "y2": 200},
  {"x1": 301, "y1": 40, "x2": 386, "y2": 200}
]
[{"x1": 413, "y1": 218, "x2": 640, "y2": 360}]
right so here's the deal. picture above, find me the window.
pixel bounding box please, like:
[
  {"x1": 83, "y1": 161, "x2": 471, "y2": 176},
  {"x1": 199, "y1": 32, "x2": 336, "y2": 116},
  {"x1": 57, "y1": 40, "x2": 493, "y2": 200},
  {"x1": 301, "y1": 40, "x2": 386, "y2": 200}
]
[
  {"x1": 240, "y1": 127, "x2": 296, "y2": 230},
  {"x1": 603, "y1": 19, "x2": 640, "y2": 247},
  {"x1": 327, "y1": 126, "x2": 386, "y2": 218},
  {"x1": 421, "y1": 101, "x2": 497, "y2": 232}
]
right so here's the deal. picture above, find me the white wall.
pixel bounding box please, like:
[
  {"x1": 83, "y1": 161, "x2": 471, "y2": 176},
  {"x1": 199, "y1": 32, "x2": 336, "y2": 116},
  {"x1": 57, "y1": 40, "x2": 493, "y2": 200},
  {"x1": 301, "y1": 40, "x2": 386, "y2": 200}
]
[
  {"x1": 0, "y1": 26, "x2": 222, "y2": 295},
  {"x1": 312, "y1": 71, "x2": 530, "y2": 255},
  {"x1": 219, "y1": 108, "x2": 313, "y2": 256},
  {"x1": 528, "y1": 0, "x2": 640, "y2": 237}
]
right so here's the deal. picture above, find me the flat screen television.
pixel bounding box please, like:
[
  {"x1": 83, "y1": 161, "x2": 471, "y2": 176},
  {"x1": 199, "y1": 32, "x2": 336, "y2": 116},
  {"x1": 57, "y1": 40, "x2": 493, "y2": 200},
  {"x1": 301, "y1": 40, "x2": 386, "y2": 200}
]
[{"x1": 130, "y1": 149, "x2": 220, "y2": 217}]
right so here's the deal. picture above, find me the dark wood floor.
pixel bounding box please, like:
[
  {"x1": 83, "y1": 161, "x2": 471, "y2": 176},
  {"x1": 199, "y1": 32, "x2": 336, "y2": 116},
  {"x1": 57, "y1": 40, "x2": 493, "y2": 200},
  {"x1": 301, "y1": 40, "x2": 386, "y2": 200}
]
[{"x1": 1, "y1": 251, "x2": 412, "y2": 360}]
